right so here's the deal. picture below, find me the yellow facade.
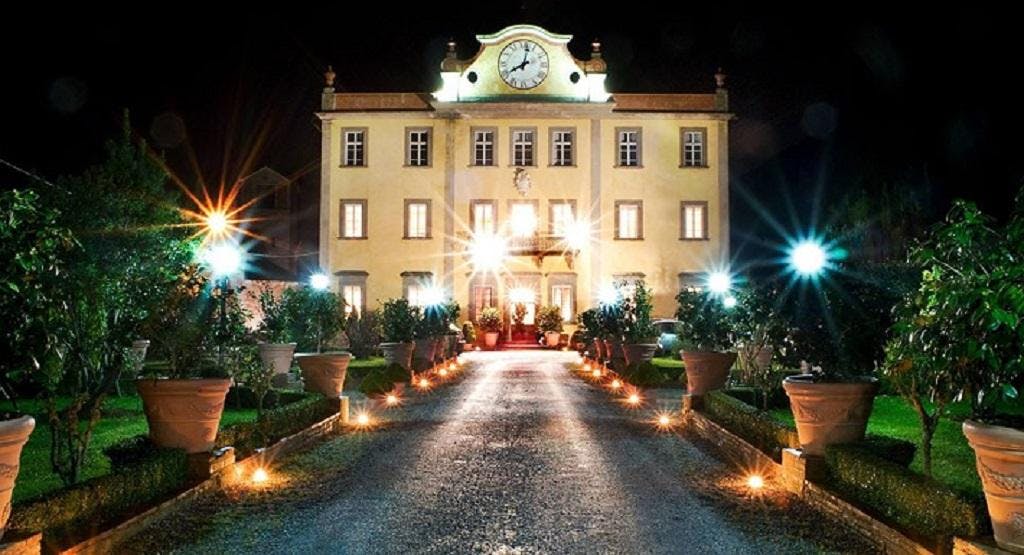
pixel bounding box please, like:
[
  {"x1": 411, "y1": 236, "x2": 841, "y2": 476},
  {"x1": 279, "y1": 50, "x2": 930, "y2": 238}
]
[{"x1": 317, "y1": 25, "x2": 731, "y2": 328}]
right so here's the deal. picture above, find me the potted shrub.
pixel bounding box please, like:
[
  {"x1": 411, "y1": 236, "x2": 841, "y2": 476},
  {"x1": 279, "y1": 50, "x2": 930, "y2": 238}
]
[
  {"x1": 413, "y1": 305, "x2": 443, "y2": 368},
  {"x1": 579, "y1": 308, "x2": 603, "y2": 360},
  {"x1": 886, "y1": 198, "x2": 1024, "y2": 551},
  {"x1": 537, "y1": 305, "x2": 564, "y2": 348},
  {"x1": 621, "y1": 280, "x2": 659, "y2": 365},
  {"x1": 598, "y1": 296, "x2": 626, "y2": 366},
  {"x1": 380, "y1": 298, "x2": 418, "y2": 371},
  {"x1": 285, "y1": 285, "x2": 350, "y2": 399},
  {"x1": 138, "y1": 270, "x2": 232, "y2": 454},
  {"x1": 442, "y1": 301, "x2": 461, "y2": 361},
  {"x1": 461, "y1": 321, "x2": 477, "y2": 351},
  {"x1": 345, "y1": 309, "x2": 382, "y2": 359},
  {"x1": 674, "y1": 287, "x2": 737, "y2": 396},
  {"x1": 254, "y1": 285, "x2": 296, "y2": 385},
  {"x1": 731, "y1": 282, "x2": 790, "y2": 410},
  {"x1": 478, "y1": 307, "x2": 502, "y2": 349},
  {"x1": 0, "y1": 412, "x2": 34, "y2": 538}
]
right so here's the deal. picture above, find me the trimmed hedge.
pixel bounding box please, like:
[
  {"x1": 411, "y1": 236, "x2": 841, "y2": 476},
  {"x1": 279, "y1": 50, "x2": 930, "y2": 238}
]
[
  {"x1": 622, "y1": 362, "x2": 669, "y2": 387},
  {"x1": 225, "y1": 387, "x2": 308, "y2": 410},
  {"x1": 216, "y1": 394, "x2": 336, "y2": 456},
  {"x1": 825, "y1": 442, "x2": 989, "y2": 538},
  {"x1": 11, "y1": 438, "x2": 187, "y2": 544},
  {"x1": 703, "y1": 390, "x2": 800, "y2": 459}
]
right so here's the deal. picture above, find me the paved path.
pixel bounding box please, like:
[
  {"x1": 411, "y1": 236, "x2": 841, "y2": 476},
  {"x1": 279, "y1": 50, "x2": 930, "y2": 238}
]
[{"x1": 123, "y1": 351, "x2": 871, "y2": 554}]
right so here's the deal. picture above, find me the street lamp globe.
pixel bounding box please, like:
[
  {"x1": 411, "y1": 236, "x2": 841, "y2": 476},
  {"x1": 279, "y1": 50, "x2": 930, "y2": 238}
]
[
  {"x1": 707, "y1": 271, "x2": 732, "y2": 294},
  {"x1": 205, "y1": 244, "x2": 242, "y2": 277},
  {"x1": 310, "y1": 273, "x2": 331, "y2": 291},
  {"x1": 790, "y1": 240, "x2": 828, "y2": 276},
  {"x1": 205, "y1": 210, "x2": 229, "y2": 236}
]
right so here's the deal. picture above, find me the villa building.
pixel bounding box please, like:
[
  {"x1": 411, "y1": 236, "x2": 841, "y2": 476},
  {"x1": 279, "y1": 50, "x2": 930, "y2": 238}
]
[{"x1": 317, "y1": 24, "x2": 732, "y2": 331}]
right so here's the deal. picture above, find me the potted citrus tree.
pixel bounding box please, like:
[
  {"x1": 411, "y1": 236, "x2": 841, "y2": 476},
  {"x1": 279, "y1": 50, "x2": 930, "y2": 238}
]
[
  {"x1": 537, "y1": 305, "x2": 564, "y2": 348},
  {"x1": 598, "y1": 297, "x2": 626, "y2": 366},
  {"x1": 732, "y1": 281, "x2": 790, "y2": 410},
  {"x1": 461, "y1": 321, "x2": 476, "y2": 351},
  {"x1": 138, "y1": 268, "x2": 232, "y2": 454},
  {"x1": 478, "y1": 307, "x2": 502, "y2": 349},
  {"x1": 886, "y1": 197, "x2": 1024, "y2": 551},
  {"x1": 254, "y1": 285, "x2": 296, "y2": 386},
  {"x1": 675, "y1": 287, "x2": 737, "y2": 396},
  {"x1": 285, "y1": 285, "x2": 350, "y2": 399},
  {"x1": 621, "y1": 280, "x2": 659, "y2": 365},
  {"x1": 578, "y1": 308, "x2": 603, "y2": 361},
  {"x1": 380, "y1": 298, "x2": 418, "y2": 371},
  {"x1": 414, "y1": 304, "x2": 445, "y2": 369}
]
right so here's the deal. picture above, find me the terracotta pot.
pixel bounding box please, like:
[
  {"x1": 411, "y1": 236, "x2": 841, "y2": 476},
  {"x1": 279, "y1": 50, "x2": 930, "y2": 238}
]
[
  {"x1": 136, "y1": 378, "x2": 231, "y2": 454},
  {"x1": 432, "y1": 336, "x2": 445, "y2": 362},
  {"x1": 545, "y1": 331, "x2": 561, "y2": 347},
  {"x1": 682, "y1": 351, "x2": 737, "y2": 395},
  {"x1": 413, "y1": 338, "x2": 437, "y2": 362},
  {"x1": 963, "y1": 420, "x2": 1024, "y2": 552},
  {"x1": 380, "y1": 342, "x2": 414, "y2": 370},
  {"x1": 0, "y1": 415, "x2": 35, "y2": 540},
  {"x1": 463, "y1": 342, "x2": 473, "y2": 352},
  {"x1": 484, "y1": 332, "x2": 499, "y2": 349},
  {"x1": 593, "y1": 339, "x2": 604, "y2": 361},
  {"x1": 623, "y1": 343, "x2": 658, "y2": 365},
  {"x1": 782, "y1": 375, "x2": 879, "y2": 456},
  {"x1": 296, "y1": 351, "x2": 351, "y2": 398},
  {"x1": 257, "y1": 342, "x2": 296, "y2": 376}
]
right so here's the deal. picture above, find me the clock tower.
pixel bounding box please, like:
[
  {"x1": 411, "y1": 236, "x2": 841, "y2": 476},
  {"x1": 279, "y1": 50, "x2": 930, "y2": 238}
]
[{"x1": 434, "y1": 24, "x2": 609, "y2": 102}]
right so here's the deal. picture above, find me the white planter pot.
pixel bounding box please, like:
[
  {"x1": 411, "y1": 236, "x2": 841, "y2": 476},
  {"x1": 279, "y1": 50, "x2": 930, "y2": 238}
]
[{"x1": 258, "y1": 342, "x2": 297, "y2": 375}]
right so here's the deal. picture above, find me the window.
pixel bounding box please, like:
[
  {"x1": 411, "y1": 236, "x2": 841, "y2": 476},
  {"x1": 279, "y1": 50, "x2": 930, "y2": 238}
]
[
  {"x1": 402, "y1": 272, "x2": 434, "y2": 307},
  {"x1": 681, "y1": 201, "x2": 708, "y2": 240},
  {"x1": 511, "y1": 128, "x2": 535, "y2": 166},
  {"x1": 509, "y1": 201, "x2": 538, "y2": 237},
  {"x1": 404, "y1": 200, "x2": 431, "y2": 239},
  {"x1": 549, "y1": 201, "x2": 576, "y2": 237},
  {"x1": 682, "y1": 128, "x2": 706, "y2": 167},
  {"x1": 551, "y1": 285, "x2": 573, "y2": 322},
  {"x1": 550, "y1": 128, "x2": 575, "y2": 166},
  {"x1": 338, "y1": 271, "x2": 368, "y2": 316},
  {"x1": 341, "y1": 128, "x2": 366, "y2": 167},
  {"x1": 470, "y1": 200, "x2": 497, "y2": 235},
  {"x1": 339, "y1": 200, "x2": 366, "y2": 239},
  {"x1": 472, "y1": 128, "x2": 496, "y2": 166},
  {"x1": 615, "y1": 200, "x2": 643, "y2": 239},
  {"x1": 616, "y1": 127, "x2": 642, "y2": 167},
  {"x1": 471, "y1": 284, "x2": 495, "y2": 322},
  {"x1": 678, "y1": 272, "x2": 702, "y2": 293},
  {"x1": 406, "y1": 128, "x2": 431, "y2": 167},
  {"x1": 342, "y1": 284, "x2": 363, "y2": 317}
]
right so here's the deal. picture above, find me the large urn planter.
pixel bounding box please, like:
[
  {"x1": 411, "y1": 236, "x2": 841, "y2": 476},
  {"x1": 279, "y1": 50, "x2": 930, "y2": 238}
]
[
  {"x1": 413, "y1": 338, "x2": 437, "y2": 363},
  {"x1": 130, "y1": 339, "x2": 150, "y2": 373},
  {"x1": 592, "y1": 339, "x2": 604, "y2": 361},
  {"x1": 782, "y1": 375, "x2": 879, "y2": 456},
  {"x1": 604, "y1": 340, "x2": 626, "y2": 365},
  {"x1": 682, "y1": 351, "x2": 737, "y2": 395},
  {"x1": 380, "y1": 342, "x2": 414, "y2": 370},
  {"x1": 136, "y1": 378, "x2": 231, "y2": 454},
  {"x1": 963, "y1": 420, "x2": 1024, "y2": 553},
  {"x1": 545, "y1": 331, "x2": 561, "y2": 348},
  {"x1": 484, "y1": 332, "x2": 500, "y2": 350},
  {"x1": 258, "y1": 342, "x2": 296, "y2": 376},
  {"x1": 0, "y1": 414, "x2": 35, "y2": 539},
  {"x1": 623, "y1": 343, "x2": 658, "y2": 365},
  {"x1": 296, "y1": 352, "x2": 351, "y2": 398}
]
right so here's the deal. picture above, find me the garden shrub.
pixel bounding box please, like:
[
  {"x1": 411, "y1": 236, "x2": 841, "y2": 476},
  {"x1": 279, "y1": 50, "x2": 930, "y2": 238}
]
[
  {"x1": 703, "y1": 391, "x2": 799, "y2": 459},
  {"x1": 216, "y1": 394, "x2": 335, "y2": 456},
  {"x1": 359, "y1": 370, "x2": 394, "y2": 397},
  {"x1": 824, "y1": 442, "x2": 988, "y2": 539},
  {"x1": 345, "y1": 309, "x2": 381, "y2": 359},
  {"x1": 11, "y1": 438, "x2": 187, "y2": 545},
  {"x1": 854, "y1": 435, "x2": 917, "y2": 468},
  {"x1": 382, "y1": 362, "x2": 409, "y2": 384},
  {"x1": 224, "y1": 386, "x2": 308, "y2": 410}
]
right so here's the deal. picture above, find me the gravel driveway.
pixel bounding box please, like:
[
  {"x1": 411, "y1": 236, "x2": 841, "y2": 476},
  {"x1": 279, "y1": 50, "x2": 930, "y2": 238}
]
[{"x1": 121, "y1": 351, "x2": 874, "y2": 554}]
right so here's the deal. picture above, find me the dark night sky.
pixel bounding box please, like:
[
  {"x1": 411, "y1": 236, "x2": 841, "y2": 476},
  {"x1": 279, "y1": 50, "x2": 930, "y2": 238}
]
[{"x1": 2, "y1": 5, "x2": 1021, "y2": 257}]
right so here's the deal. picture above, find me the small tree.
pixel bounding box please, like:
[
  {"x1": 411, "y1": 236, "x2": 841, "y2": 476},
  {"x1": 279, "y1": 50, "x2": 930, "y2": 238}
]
[
  {"x1": 478, "y1": 307, "x2": 502, "y2": 333},
  {"x1": 282, "y1": 286, "x2": 345, "y2": 353},
  {"x1": 885, "y1": 198, "x2": 1024, "y2": 475},
  {"x1": 674, "y1": 288, "x2": 736, "y2": 352},
  {"x1": 380, "y1": 298, "x2": 418, "y2": 343},
  {"x1": 536, "y1": 306, "x2": 564, "y2": 334},
  {"x1": 345, "y1": 310, "x2": 382, "y2": 359},
  {"x1": 621, "y1": 279, "x2": 656, "y2": 344},
  {"x1": 597, "y1": 297, "x2": 625, "y2": 341},
  {"x1": 731, "y1": 281, "x2": 789, "y2": 409},
  {"x1": 254, "y1": 285, "x2": 294, "y2": 344}
]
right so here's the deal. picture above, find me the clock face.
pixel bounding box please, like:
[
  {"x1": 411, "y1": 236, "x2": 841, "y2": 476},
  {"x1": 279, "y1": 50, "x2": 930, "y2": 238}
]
[{"x1": 498, "y1": 40, "x2": 550, "y2": 90}]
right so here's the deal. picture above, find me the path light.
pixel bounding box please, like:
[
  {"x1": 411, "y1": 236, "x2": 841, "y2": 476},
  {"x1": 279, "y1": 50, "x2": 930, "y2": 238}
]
[
  {"x1": 707, "y1": 271, "x2": 732, "y2": 294},
  {"x1": 385, "y1": 393, "x2": 399, "y2": 406},
  {"x1": 789, "y1": 240, "x2": 828, "y2": 277},
  {"x1": 583, "y1": 362, "x2": 592, "y2": 372},
  {"x1": 591, "y1": 368, "x2": 602, "y2": 379},
  {"x1": 355, "y1": 412, "x2": 371, "y2": 427},
  {"x1": 418, "y1": 377, "x2": 431, "y2": 389},
  {"x1": 251, "y1": 467, "x2": 269, "y2": 484},
  {"x1": 310, "y1": 272, "x2": 331, "y2": 291},
  {"x1": 747, "y1": 474, "x2": 765, "y2": 490},
  {"x1": 627, "y1": 393, "x2": 641, "y2": 406},
  {"x1": 448, "y1": 362, "x2": 457, "y2": 371},
  {"x1": 655, "y1": 412, "x2": 674, "y2": 430},
  {"x1": 610, "y1": 378, "x2": 622, "y2": 390},
  {"x1": 439, "y1": 367, "x2": 449, "y2": 378}
]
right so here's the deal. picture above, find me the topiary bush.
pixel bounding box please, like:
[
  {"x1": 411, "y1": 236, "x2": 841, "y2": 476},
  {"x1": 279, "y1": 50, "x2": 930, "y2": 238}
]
[
  {"x1": 703, "y1": 390, "x2": 799, "y2": 460},
  {"x1": 623, "y1": 362, "x2": 669, "y2": 387}
]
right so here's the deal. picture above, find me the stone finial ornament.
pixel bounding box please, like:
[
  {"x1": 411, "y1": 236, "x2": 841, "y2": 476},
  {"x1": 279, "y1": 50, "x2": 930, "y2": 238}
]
[
  {"x1": 447, "y1": 39, "x2": 457, "y2": 57},
  {"x1": 324, "y1": 65, "x2": 336, "y2": 88},
  {"x1": 592, "y1": 39, "x2": 602, "y2": 58},
  {"x1": 715, "y1": 67, "x2": 727, "y2": 89}
]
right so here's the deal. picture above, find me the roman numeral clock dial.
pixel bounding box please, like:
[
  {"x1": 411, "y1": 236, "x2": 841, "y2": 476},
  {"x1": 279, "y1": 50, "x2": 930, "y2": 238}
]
[{"x1": 498, "y1": 40, "x2": 549, "y2": 90}]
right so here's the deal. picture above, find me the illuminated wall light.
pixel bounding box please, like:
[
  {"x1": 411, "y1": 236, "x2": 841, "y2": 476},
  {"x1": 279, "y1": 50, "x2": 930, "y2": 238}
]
[
  {"x1": 469, "y1": 233, "x2": 507, "y2": 272},
  {"x1": 565, "y1": 218, "x2": 590, "y2": 251},
  {"x1": 510, "y1": 205, "x2": 538, "y2": 237}
]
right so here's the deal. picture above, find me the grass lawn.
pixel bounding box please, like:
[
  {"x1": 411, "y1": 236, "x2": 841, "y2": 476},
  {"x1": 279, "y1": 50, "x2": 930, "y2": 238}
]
[
  {"x1": 770, "y1": 395, "x2": 1024, "y2": 497},
  {"x1": 1, "y1": 396, "x2": 256, "y2": 505},
  {"x1": 347, "y1": 356, "x2": 387, "y2": 371},
  {"x1": 651, "y1": 356, "x2": 684, "y2": 371}
]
